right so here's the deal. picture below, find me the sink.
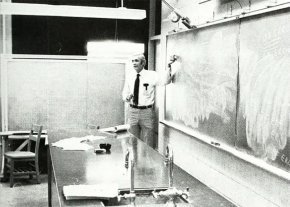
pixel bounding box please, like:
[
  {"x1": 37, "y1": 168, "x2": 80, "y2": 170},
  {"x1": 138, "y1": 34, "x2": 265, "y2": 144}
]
[
  {"x1": 104, "y1": 196, "x2": 191, "y2": 206},
  {"x1": 111, "y1": 205, "x2": 194, "y2": 207},
  {"x1": 102, "y1": 187, "x2": 192, "y2": 206}
]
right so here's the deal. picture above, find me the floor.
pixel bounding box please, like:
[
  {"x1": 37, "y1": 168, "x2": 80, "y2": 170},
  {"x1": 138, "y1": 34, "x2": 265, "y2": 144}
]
[{"x1": 0, "y1": 175, "x2": 48, "y2": 207}]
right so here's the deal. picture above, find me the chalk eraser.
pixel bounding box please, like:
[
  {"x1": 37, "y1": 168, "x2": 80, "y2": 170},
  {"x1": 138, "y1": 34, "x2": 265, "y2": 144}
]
[
  {"x1": 94, "y1": 149, "x2": 106, "y2": 154},
  {"x1": 210, "y1": 141, "x2": 220, "y2": 146}
]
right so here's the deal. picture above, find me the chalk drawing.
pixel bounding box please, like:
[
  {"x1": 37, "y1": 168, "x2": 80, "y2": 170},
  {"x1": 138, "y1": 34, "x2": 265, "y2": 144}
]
[{"x1": 239, "y1": 15, "x2": 290, "y2": 161}]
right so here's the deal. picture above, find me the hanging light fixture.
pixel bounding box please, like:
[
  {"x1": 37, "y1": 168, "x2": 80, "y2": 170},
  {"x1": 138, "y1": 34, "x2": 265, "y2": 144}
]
[
  {"x1": 87, "y1": 41, "x2": 144, "y2": 58},
  {"x1": 0, "y1": 1, "x2": 146, "y2": 20}
]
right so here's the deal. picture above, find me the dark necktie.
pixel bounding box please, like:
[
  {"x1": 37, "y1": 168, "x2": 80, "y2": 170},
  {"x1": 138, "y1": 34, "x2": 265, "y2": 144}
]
[{"x1": 133, "y1": 74, "x2": 140, "y2": 105}]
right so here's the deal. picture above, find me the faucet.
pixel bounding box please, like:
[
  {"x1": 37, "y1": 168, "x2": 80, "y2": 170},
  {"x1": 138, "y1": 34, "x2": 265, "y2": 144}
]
[
  {"x1": 165, "y1": 144, "x2": 174, "y2": 188},
  {"x1": 118, "y1": 148, "x2": 136, "y2": 206},
  {"x1": 152, "y1": 145, "x2": 190, "y2": 206}
]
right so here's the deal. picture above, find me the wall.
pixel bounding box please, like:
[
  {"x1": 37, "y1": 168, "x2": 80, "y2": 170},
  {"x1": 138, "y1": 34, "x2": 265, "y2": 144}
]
[
  {"x1": 0, "y1": 16, "x2": 2, "y2": 131},
  {"x1": 1, "y1": 55, "x2": 126, "y2": 131},
  {"x1": 160, "y1": 0, "x2": 290, "y2": 33},
  {"x1": 159, "y1": 123, "x2": 289, "y2": 207},
  {"x1": 0, "y1": 10, "x2": 12, "y2": 131},
  {"x1": 154, "y1": 0, "x2": 290, "y2": 206}
]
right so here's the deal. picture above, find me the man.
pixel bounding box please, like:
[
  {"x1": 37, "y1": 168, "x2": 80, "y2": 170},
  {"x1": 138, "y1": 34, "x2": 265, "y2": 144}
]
[{"x1": 122, "y1": 53, "x2": 175, "y2": 148}]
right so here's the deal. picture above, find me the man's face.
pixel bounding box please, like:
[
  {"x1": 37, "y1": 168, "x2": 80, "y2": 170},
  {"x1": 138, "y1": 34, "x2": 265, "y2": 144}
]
[{"x1": 131, "y1": 57, "x2": 144, "y2": 73}]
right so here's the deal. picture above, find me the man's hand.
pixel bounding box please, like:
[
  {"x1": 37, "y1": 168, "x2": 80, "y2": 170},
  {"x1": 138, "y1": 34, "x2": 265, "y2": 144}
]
[
  {"x1": 168, "y1": 55, "x2": 178, "y2": 67},
  {"x1": 126, "y1": 94, "x2": 134, "y2": 102}
]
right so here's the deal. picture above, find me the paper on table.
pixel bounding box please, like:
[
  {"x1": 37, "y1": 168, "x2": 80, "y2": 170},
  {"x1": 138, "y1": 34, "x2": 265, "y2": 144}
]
[
  {"x1": 82, "y1": 135, "x2": 106, "y2": 141},
  {"x1": 63, "y1": 183, "x2": 119, "y2": 200},
  {"x1": 99, "y1": 124, "x2": 129, "y2": 133},
  {"x1": 52, "y1": 135, "x2": 105, "y2": 151},
  {"x1": 58, "y1": 142, "x2": 92, "y2": 151}
]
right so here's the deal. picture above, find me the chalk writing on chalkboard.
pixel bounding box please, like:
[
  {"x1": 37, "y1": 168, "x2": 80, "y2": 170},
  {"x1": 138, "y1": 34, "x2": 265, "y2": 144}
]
[
  {"x1": 166, "y1": 23, "x2": 239, "y2": 146},
  {"x1": 239, "y1": 12, "x2": 290, "y2": 163},
  {"x1": 166, "y1": 10, "x2": 290, "y2": 172}
]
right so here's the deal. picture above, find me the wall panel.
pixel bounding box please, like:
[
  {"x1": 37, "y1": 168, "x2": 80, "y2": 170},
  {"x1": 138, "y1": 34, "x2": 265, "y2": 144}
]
[
  {"x1": 6, "y1": 57, "x2": 125, "y2": 130},
  {"x1": 8, "y1": 60, "x2": 49, "y2": 129},
  {"x1": 87, "y1": 62, "x2": 125, "y2": 128}
]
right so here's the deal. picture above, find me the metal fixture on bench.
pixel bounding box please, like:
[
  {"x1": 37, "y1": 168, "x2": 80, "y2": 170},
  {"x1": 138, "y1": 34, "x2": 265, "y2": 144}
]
[
  {"x1": 118, "y1": 148, "x2": 136, "y2": 206},
  {"x1": 152, "y1": 145, "x2": 190, "y2": 206}
]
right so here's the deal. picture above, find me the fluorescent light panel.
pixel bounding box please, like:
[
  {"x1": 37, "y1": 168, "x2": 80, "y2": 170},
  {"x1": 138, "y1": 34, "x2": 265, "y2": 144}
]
[
  {"x1": 0, "y1": 2, "x2": 146, "y2": 20},
  {"x1": 87, "y1": 41, "x2": 144, "y2": 57}
]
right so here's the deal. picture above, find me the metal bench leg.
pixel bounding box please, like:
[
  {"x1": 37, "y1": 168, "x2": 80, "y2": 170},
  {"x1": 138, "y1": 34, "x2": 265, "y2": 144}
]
[{"x1": 10, "y1": 160, "x2": 14, "y2": 188}]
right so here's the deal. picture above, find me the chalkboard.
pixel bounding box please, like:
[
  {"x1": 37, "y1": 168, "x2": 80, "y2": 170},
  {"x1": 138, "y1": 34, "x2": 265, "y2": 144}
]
[
  {"x1": 166, "y1": 22, "x2": 239, "y2": 146},
  {"x1": 165, "y1": 10, "x2": 290, "y2": 172},
  {"x1": 237, "y1": 10, "x2": 290, "y2": 171}
]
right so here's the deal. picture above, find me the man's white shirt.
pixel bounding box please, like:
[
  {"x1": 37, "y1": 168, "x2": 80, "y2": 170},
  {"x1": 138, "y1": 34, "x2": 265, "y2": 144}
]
[{"x1": 122, "y1": 68, "x2": 171, "y2": 106}]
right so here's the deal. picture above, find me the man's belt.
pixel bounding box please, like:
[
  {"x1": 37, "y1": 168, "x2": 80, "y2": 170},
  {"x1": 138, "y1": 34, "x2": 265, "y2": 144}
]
[{"x1": 130, "y1": 104, "x2": 153, "y2": 109}]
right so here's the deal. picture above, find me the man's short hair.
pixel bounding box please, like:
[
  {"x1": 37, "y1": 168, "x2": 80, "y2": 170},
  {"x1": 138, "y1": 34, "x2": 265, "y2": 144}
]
[{"x1": 132, "y1": 53, "x2": 146, "y2": 66}]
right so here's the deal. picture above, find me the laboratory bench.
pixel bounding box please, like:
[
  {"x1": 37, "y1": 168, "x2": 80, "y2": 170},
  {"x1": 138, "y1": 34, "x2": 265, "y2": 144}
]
[{"x1": 47, "y1": 129, "x2": 236, "y2": 207}]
